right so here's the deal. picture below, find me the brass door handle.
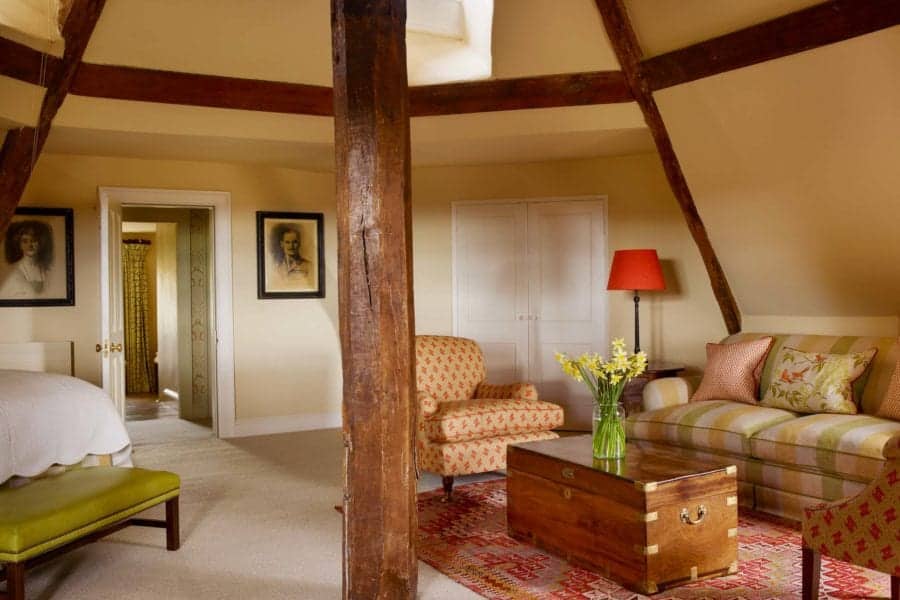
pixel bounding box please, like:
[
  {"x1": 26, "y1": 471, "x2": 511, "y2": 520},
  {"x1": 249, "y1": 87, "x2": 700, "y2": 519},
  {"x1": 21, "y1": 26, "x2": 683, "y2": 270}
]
[
  {"x1": 680, "y1": 505, "x2": 707, "y2": 525},
  {"x1": 110, "y1": 343, "x2": 123, "y2": 353},
  {"x1": 96, "y1": 343, "x2": 107, "y2": 353}
]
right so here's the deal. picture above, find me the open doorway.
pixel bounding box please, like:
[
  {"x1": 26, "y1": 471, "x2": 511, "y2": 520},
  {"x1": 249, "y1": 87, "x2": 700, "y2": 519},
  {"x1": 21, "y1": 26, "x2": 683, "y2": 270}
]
[
  {"x1": 99, "y1": 187, "x2": 236, "y2": 439},
  {"x1": 121, "y1": 207, "x2": 213, "y2": 439}
]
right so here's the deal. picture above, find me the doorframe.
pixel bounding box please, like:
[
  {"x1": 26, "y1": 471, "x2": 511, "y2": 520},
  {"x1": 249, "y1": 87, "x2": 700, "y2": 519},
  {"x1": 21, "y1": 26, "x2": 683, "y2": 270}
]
[
  {"x1": 98, "y1": 187, "x2": 236, "y2": 438},
  {"x1": 450, "y1": 195, "x2": 609, "y2": 338}
]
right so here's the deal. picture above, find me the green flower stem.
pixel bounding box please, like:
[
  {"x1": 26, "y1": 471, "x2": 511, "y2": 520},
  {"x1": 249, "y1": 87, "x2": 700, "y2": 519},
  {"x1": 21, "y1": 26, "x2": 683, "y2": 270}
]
[{"x1": 593, "y1": 404, "x2": 626, "y2": 459}]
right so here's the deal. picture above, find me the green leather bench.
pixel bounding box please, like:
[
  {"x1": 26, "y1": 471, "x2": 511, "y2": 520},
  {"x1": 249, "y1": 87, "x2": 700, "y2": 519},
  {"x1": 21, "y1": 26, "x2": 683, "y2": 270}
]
[{"x1": 0, "y1": 467, "x2": 180, "y2": 600}]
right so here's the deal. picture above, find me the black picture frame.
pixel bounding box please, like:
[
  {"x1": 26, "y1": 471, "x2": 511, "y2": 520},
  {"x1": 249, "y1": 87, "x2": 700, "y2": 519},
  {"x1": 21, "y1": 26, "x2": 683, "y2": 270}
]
[
  {"x1": 0, "y1": 207, "x2": 75, "y2": 307},
  {"x1": 256, "y1": 211, "x2": 325, "y2": 299}
]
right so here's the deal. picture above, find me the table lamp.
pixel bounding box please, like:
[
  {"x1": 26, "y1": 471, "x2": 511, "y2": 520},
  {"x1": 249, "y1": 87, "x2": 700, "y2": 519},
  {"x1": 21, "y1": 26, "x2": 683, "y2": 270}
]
[{"x1": 606, "y1": 249, "x2": 666, "y2": 353}]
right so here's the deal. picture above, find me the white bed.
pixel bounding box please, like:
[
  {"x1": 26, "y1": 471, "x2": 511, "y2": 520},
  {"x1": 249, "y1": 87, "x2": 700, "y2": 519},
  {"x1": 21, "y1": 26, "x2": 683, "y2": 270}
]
[{"x1": 0, "y1": 342, "x2": 132, "y2": 484}]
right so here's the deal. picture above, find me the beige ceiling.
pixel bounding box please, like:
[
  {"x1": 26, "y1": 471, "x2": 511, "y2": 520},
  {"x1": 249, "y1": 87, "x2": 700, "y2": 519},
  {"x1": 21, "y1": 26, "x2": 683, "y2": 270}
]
[
  {"x1": 2, "y1": 0, "x2": 898, "y2": 320},
  {"x1": 2, "y1": 0, "x2": 849, "y2": 170},
  {"x1": 625, "y1": 0, "x2": 823, "y2": 57},
  {"x1": 658, "y1": 27, "x2": 900, "y2": 317}
]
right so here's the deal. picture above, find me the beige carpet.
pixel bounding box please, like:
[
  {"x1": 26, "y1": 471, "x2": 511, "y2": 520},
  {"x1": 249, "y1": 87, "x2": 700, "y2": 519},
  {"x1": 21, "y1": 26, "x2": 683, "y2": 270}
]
[{"x1": 18, "y1": 425, "x2": 494, "y2": 599}]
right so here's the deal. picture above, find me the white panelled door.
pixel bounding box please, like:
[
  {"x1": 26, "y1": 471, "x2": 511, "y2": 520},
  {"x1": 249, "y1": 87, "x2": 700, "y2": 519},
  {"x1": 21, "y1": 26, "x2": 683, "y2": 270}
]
[
  {"x1": 453, "y1": 198, "x2": 608, "y2": 430},
  {"x1": 454, "y1": 203, "x2": 529, "y2": 382},
  {"x1": 99, "y1": 192, "x2": 127, "y2": 419},
  {"x1": 527, "y1": 201, "x2": 607, "y2": 429}
]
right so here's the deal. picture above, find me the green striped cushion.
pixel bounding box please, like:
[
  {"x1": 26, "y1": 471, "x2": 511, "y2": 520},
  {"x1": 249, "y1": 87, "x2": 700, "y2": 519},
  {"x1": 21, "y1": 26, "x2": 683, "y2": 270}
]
[
  {"x1": 749, "y1": 461, "x2": 868, "y2": 501},
  {"x1": 625, "y1": 400, "x2": 796, "y2": 455},
  {"x1": 723, "y1": 333, "x2": 898, "y2": 415},
  {"x1": 749, "y1": 413, "x2": 900, "y2": 480}
]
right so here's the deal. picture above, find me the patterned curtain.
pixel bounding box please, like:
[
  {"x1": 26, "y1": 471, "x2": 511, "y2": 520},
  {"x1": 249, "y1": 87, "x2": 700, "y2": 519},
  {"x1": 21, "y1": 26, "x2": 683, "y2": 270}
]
[{"x1": 123, "y1": 243, "x2": 157, "y2": 394}]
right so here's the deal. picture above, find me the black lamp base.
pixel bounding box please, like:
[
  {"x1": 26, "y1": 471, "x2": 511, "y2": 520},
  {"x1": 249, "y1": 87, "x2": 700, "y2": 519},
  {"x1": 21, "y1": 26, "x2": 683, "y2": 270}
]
[{"x1": 633, "y1": 291, "x2": 641, "y2": 354}]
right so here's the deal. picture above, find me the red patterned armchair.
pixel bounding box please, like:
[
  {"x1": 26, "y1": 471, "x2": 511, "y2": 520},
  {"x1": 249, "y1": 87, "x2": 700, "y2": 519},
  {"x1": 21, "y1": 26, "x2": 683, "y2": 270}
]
[
  {"x1": 802, "y1": 432, "x2": 900, "y2": 600},
  {"x1": 415, "y1": 335, "x2": 564, "y2": 500}
]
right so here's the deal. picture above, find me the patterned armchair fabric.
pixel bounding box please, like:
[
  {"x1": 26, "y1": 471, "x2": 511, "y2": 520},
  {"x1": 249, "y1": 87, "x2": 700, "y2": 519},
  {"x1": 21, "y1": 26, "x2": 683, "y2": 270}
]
[
  {"x1": 801, "y1": 432, "x2": 900, "y2": 598},
  {"x1": 415, "y1": 336, "x2": 563, "y2": 489}
]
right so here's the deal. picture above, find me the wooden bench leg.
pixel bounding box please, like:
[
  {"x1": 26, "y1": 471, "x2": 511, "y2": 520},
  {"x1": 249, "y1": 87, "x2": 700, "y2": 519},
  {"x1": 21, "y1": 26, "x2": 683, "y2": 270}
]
[
  {"x1": 4, "y1": 562, "x2": 25, "y2": 600},
  {"x1": 166, "y1": 497, "x2": 180, "y2": 551},
  {"x1": 802, "y1": 545, "x2": 820, "y2": 600}
]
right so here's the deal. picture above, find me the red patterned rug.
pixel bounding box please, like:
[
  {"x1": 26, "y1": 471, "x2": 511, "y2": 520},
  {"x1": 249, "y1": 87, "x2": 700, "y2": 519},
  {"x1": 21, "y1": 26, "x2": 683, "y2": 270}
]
[{"x1": 417, "y1": 479, "x2": 892, "y2": 599}]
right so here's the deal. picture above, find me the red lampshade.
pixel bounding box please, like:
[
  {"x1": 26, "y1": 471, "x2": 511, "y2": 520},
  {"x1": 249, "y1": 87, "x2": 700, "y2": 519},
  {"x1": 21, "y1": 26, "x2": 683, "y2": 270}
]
[{"x1": 607, "y1": 249, "x2": 666, "y2": 291}]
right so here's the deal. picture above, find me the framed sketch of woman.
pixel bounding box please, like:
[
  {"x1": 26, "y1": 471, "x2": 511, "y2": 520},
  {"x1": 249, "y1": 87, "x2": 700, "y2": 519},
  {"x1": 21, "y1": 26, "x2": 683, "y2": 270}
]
[{"x1": 0, "y1": 207, "x2": 75, "y2": 306}]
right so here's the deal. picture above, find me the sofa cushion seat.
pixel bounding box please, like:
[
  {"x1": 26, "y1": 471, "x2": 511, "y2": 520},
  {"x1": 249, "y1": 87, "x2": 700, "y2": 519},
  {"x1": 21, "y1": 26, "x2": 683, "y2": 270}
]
[
  {"x1": 626, "y1": 400, "x2": 796, "y2": 455},
  {"x1": 750, "y1": 413, "x2": 900, "y2": 480},
  {"x1": 424, "y1": 398, "x2": 564, "y2": 443}
]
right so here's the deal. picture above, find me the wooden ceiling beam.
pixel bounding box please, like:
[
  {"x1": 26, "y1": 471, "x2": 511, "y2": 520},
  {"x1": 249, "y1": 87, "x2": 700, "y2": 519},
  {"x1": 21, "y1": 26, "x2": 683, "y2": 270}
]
[
  {"x1": 0, "y1": 36, "x2": 58, "y2": 85},
  {"x1": 644, "y1": 0, "x2": 900, "y2": 91},
  {"x1": 1, "y1": 36, "x2": 632, "y2": 115},
  {"x1": 594, "y1": 0, "x2": 742, "y2": 335},
  {"x1": 0, "y1": 0, "x2": 106, "y2": 238},
  {"x1": 410, "y1": 71, "x2": 632, "y2": 115},
  {"x1": 70, "y1": 63, "x2": 334, "y2": 116},
  {"x1": 332, "y1": 0, "x2": 417, "y2": 597}
]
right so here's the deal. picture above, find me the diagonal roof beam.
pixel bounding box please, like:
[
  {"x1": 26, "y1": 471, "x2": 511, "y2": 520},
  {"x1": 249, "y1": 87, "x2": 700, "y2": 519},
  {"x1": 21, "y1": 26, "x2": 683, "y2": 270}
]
[
  {"x1": 594, "y1": 0, "x2": 741, "y2": 334},
  {"x1": 644, "y1": 0, "x2": 900, "y2": 91},
  {"x1": 0, "y1": 0, "x2": 107, "y2": 237}
]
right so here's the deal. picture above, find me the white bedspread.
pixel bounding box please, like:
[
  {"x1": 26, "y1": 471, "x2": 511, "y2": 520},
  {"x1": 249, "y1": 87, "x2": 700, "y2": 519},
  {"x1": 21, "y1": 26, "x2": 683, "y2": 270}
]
[{"x1": 0, "y1": 369, "x2": 132, "y2": 483}]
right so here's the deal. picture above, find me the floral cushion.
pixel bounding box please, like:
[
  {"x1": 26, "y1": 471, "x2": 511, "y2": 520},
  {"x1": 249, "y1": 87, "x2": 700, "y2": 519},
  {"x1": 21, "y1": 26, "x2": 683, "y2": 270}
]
[
  {"x1": 691, "y1": 337, "x2": 774, "y2": 404},
  {"x1": 416, "y1": 430, "x2": 559, "y2": 476},
  {"x1": 415, "y1": 335, "x2": 486, "y2": 403},
  {"x1": 424, "y1": 398, "x2": 564, "y2": 444},
  {"x1": 761, "y1": 347, "x2": 877, "y2": 414}
]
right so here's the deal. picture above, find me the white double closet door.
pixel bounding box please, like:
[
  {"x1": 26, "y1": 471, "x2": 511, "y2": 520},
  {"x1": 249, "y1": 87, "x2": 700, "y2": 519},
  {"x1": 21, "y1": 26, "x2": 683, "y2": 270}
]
[{"x1": 453, "y1": 198, "x2": 608, "y2": 430}]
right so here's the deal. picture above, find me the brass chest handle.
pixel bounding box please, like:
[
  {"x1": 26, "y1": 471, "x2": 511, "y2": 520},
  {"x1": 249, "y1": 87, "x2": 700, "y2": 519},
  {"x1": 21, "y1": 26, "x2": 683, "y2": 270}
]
[
  {"x1": 561, "y1": 467, "x2": 575, "y2": 480},
  {"x1": 680, "y1": 504, "x2": 707, "y2": 525}
]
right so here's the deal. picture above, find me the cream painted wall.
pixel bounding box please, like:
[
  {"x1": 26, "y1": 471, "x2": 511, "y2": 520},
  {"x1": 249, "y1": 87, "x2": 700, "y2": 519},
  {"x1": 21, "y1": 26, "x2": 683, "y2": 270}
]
[
  {"x1": 4, "y1": 151, "x2": 727, "y2": 422},
  {"x1": 412, "y1": 154, "x2": 728, "y2": 373},
  {"x1": 9, "y1": 154, "x2": 340, "y2": 421}
]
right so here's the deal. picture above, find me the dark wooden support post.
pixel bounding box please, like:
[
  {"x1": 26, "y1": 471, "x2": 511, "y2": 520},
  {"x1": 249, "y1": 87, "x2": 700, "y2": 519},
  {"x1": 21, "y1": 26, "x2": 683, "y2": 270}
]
[
  {"x1": 331, "y1": 0, "x2": 417, "y2": 598},
  {"x1": 0, "y1": 0, "x2": 106, "y2": 238},
  {"x1": 594, "y1": 0, "x2": 742, "y2": 335}
]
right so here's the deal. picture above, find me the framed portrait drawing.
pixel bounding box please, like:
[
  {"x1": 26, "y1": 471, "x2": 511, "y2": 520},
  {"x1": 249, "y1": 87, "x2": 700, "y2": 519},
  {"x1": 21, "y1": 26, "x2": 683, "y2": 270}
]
[
  {"x1": 257, "y1": 211, "x2": 325, "y2": 299},
  {"x1": 0, "y1": 207, "x2": 75, "y2": 307}
]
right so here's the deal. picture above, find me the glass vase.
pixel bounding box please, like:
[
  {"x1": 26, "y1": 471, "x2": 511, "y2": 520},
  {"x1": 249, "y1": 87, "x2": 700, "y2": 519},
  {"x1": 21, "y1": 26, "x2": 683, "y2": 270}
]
[{"x1": 592, "y1": 402, "x2": 626, "y2": 459}]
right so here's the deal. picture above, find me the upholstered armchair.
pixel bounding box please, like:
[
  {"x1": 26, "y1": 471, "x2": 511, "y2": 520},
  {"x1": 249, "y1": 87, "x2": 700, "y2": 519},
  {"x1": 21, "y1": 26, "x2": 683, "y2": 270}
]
[
  {"x1": 801, "y1": 432, "x2": 900, "y2": 600},
  {"x1": 415, "y1": 335, "x2": 564, "y2": 500}
]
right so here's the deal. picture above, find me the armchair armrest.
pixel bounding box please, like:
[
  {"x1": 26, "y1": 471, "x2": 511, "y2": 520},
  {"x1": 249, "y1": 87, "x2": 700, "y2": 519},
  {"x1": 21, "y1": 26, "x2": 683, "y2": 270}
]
[
  {"x1": 475, "y1": 382, "x2": 538, "y2": 401},
  {"x1": 884, "y1": 431, "x2": 900, "y2": 460},
  {"x1": 418, "y1": 391, "x2": 439, "y2": 417},
  {"x1": 642, "y1": 376, "x2": 698, "y2": 412},
  {"x1": 801, "y1": 432, "x2": 900, "y2": 574}
]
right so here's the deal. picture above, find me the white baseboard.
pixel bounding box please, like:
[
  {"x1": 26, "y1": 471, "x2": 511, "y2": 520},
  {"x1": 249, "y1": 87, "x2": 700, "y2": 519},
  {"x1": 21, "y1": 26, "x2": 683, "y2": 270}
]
[{"x1": 226, "y1": 412, "x2": 341, "y2": 438}]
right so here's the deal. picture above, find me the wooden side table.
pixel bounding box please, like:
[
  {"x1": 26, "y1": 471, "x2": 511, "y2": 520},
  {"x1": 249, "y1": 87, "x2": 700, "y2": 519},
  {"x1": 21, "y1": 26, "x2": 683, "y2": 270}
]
[{"x1": 623, "y1": 361, "x2": 684, "y2": 415}]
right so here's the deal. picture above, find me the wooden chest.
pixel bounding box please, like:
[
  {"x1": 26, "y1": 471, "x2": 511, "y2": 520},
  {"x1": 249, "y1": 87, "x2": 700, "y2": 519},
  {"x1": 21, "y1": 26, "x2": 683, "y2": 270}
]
[{"x1": 507, "y1": 436, "x2": 738, "y2": 594}]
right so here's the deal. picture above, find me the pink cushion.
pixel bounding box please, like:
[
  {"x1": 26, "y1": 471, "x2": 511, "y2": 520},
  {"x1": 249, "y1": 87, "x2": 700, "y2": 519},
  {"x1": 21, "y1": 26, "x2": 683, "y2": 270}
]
[{"x1": 692, "y1": 337, "x2": 774, "y2": 404}]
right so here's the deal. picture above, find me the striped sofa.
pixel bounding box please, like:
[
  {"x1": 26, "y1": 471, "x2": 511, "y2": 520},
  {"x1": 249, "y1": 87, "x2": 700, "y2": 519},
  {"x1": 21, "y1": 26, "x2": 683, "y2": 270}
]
[{"x1": 626, "y1": 333, "x2": 900, "y2": 520}]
